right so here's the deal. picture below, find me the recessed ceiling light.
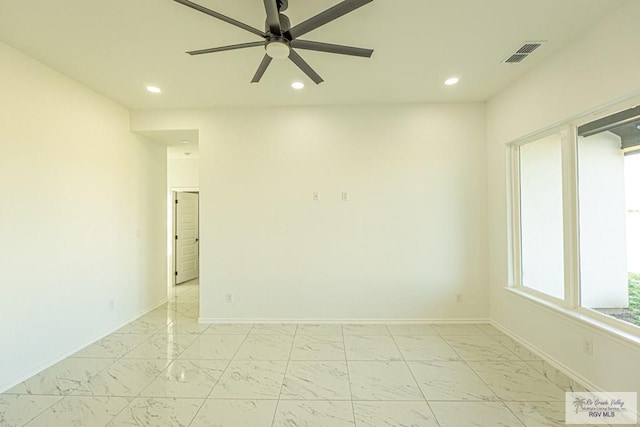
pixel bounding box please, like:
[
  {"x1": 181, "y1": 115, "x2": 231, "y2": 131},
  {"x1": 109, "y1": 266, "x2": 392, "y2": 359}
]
[
  {"x1": 146, "y1": 85, "x2": 162, "y2": 93},
  {"x1": 291, "y1": 81, "x2": 305, "y2": 90},
  {"x1": 444, "y1": 77, "x2": 459, "y2": 86},
  {"x1": 636, "y1": 124, "x2": 640, "y2": 131},
  {"x1": 180, "y1": 140, "x2": 191, "y2": 144}
]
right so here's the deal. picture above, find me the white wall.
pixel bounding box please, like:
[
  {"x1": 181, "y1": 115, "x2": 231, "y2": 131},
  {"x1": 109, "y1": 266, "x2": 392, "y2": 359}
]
[
  {"x1": 168, "y1": 157, "x2": 199, "y2": 189},
  {"x1": 487, "y1": 0, "x2": 640, "y2": 394},
  {"x1": 578, "y1": 132, "x2": 628, "y2": 308},
  {"x1": 0, "y1": 42, "x2": 167, "y2": 392},
  {"x1": 132, "y1": 103, "x2": 489, "y2": 321}
]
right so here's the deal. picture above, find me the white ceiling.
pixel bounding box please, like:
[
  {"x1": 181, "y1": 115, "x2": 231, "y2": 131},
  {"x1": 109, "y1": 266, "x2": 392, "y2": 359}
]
[
  {"x1": 0, "y1": 0, "x2": 626, "y2": 110},
  {"x1": 136, "y1": 130, "x2": 199, "y2": 155}
]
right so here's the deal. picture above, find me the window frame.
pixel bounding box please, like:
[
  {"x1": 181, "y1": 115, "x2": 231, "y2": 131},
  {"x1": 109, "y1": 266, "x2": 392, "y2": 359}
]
[
  {"x1": 507, "y1": 97, "x2": 640, "y2": 341},
  {"x1": 508, "y1": 126, "x2": 573, "y2": 307}
]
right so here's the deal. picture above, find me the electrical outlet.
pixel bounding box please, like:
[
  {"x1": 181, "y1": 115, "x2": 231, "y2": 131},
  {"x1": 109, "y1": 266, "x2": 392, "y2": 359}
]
[
  {"x1": 109, "y1": 299, "x2": 115, "y2": 310},
  {"x1": 225, "y1": 293, "x2": 234, "y2": 303},
  {"x1": 341, "y1": 191, "x2": 349, "y2": 201},
  {"x1": 455, "y1": 293, "x2": 462, "y2": 303},
  {"x1": 313, "y1": 192, "x2": 320, "y2": 201},
  {"x1": 583, "y1": 338, "x2": 593, "y2": 355}
]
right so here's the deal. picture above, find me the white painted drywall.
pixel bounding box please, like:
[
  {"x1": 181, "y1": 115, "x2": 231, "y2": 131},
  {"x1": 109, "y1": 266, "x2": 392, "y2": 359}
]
[
  {"x1": 132, "y1": 103, "x2": 489, "y2": 321},
  {"x1": 487, "y1": 0, "x2": 640, "y2": 394},
  {"x1": 0, "y1": 41, "x2": 167, "y2": 392},
  {"x1": 168, "y1": 157, "x2": 199, "y2": 190},
  {"x1": 578, "y1": 132, "x2": 628, "y2": 308}
]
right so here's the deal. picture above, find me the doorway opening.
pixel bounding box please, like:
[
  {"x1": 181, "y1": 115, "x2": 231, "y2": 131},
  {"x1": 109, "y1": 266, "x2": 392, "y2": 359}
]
[
  {"x1": 172, "y1": 191, "x2": 199, "y2": 286},
  {"x1": 163, "y1": 133, "x2": 200, "y2": 320}
]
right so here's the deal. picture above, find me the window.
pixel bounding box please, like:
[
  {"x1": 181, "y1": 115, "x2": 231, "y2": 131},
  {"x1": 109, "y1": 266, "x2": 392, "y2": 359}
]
[
  {"x1": 577, "y1": 108, "x2": 640, "y2": 328},
  {"x1": 509, "y1": 103, "x2": 640, "y2": 335},
  {"x1": 518, "y1": 133, "x2": 565, "y2": 300}
]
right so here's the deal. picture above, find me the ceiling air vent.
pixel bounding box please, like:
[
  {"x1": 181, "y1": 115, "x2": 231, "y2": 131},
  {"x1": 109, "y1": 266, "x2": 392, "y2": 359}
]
[{"x1": 503, "y1": 41, "x2": 545, "y2": 64}]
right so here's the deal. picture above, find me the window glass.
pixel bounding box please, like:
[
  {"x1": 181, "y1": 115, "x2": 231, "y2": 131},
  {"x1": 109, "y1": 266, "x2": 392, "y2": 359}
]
[
  {"x1": 578, "y1": 127, "x2": 640, "y2": 327},
  {"x1": 519, "y1": 133, "x2": 565, "y2": 299}
]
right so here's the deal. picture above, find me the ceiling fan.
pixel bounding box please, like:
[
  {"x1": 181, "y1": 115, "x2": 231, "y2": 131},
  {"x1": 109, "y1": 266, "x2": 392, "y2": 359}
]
[{"x1": 173, "y1": 0, "x2": 374, "y2": 84}]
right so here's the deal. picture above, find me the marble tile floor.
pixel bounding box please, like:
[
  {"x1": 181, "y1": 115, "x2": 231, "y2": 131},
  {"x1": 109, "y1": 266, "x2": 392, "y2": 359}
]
[{"x1": 0, "y1": 280, "x2": 610, "y2": 427}]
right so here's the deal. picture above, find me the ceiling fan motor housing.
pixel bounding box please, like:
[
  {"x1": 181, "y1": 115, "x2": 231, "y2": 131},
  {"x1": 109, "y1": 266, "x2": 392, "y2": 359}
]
[
  {"x1": 266, "y1": 14, "x2": 291, "y2": 34},
  {"x1": 278, "y1": 14, "x2": 291, "y2": 33}
]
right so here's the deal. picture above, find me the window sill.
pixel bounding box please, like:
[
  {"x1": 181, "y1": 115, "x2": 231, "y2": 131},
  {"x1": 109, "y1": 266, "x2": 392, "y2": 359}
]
[{"x1": 504, "y1": 287, "x2": 640, "y2": 350}]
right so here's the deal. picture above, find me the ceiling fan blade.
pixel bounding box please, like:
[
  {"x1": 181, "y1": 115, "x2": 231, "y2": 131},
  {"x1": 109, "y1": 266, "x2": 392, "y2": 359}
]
[
  {"x1": 173, "y1": 0, "x2": 265, "y2": 38},
  {"x1": 289, "y1": 49, "x2": 323, "y2": 84},
  {"x1": 263, "y1": 0, "x2": 282, "y2": 36},
  {"x1": 290, "y1": 40, "x2": 373, "y2": 58},
  {"x1": 251, "y1": 54, "x2": 273, "y2": 83},
  {"x1": 187, "y1": 41, "x2": 265, "y2": 56},
  {"x1": 288, "y1": 0, "x2": 372, "y2": 39}
]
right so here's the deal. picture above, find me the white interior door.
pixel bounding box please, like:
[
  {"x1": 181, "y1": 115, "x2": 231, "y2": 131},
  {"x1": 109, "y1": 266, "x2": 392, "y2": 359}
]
[{"x1": 175, "y1": 192, "x2": 199, "y2": 284}]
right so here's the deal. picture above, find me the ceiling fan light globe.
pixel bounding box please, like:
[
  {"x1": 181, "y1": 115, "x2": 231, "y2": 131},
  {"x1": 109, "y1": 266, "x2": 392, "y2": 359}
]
[{"x1": 266, "y1": 41, "x2": 290, "y2": 59}]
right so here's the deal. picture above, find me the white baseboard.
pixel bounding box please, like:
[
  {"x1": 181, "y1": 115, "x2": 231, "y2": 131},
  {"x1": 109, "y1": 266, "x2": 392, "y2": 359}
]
[
  {"x1": 198, "y1": 317, "x2": 490, "y2": 324},
  {"x1": 490, "y1": 320, "x2": 599, "y2": 392},
  {"x1": 0, "y1": 297, "x2": 168, "y2": 394}
]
